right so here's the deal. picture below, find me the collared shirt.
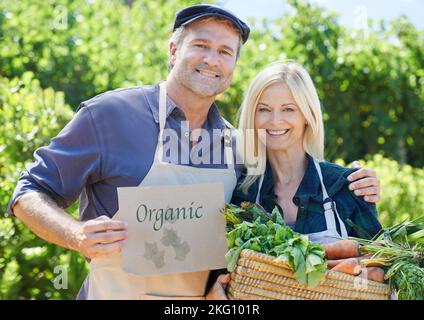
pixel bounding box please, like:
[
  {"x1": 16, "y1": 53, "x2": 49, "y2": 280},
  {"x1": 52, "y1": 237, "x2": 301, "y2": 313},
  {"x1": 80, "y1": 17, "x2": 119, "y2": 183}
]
[
  {"x1": 231, "y1": 154, "x2": 382, "y2": 239},
  {"x1": 7, "y1": 83, "x2": 242, "y2": 221},
  {"x1": 7, "y1": 83, "x2": 244, "y2": 299}
]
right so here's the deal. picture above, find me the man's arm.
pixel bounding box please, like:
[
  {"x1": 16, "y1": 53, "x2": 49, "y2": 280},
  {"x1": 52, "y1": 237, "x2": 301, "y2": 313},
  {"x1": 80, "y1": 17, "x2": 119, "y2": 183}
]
[
  {"x1": 8, "y1": 106, "x2": 128, "y2": 259},
  {"x1": 13, "y1": 192, "x2": 128, "y2": 260}
]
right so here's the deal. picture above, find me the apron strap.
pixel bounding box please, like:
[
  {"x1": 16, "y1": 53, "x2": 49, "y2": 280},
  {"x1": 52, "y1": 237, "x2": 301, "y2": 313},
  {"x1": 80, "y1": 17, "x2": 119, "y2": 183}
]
[
  {"x1": 255, "y1": 174, "x2": 265, "y2": 204},
  {"x1": 155, "y1": 82, "x2": 168, "y2": 163},
  {"x1": 333, "y1": 201, "x2": 349, "y2": 238},
  {"x1": 313, "y1": 158, "x2": 348, "y2": 238}
]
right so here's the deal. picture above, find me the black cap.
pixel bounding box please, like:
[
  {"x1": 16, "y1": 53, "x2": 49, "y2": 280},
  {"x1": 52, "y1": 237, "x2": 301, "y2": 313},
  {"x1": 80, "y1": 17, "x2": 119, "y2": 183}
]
[{"x1": 173, "y1": 4, "x2": 250, "y2": 43}]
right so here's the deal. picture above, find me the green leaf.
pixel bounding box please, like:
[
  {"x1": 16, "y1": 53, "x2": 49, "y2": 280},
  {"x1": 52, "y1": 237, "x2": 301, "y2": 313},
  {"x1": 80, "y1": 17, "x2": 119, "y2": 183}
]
[
  {"x1": 295, "y1": 265, "x2": 307, "y2": 285},
  {"x1": 225, "y1": 247, "x2": 243, "y2": 272},
  {"x1": 257, "y1": 224, "x2": 269, "y2": 236},
  {"x1": 271, "y1": 206, "x2": 284, "y2": 225},
  {"x1": 307, "y1": 270, "x2": 326, "y2": 288},
  {"x1": 243, "y1": 228, "x2": 252, "y2": 240},
  {"x1": 291, "y1": 247, "x2": 304, "y2": 271},
  {"x1": 235, "y1": 237, "x2": 244, "y2": 247},
  {"x1": 305, "y1": 254, "x2": 324, "y2": 273},
  {"x1": 227, "y1": 229, "x2": 237, "y2": 248},
  {"x1": 250, "y1": 241, "x2": 261, "y2": 252},
  {"x1": 391, "y1": 225, "x2": 408, "y2": 245}
]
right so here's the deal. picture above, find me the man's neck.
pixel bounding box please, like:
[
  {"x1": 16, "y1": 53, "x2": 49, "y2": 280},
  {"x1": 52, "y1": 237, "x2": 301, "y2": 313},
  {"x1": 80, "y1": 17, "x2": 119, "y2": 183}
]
[{"x1": 165, "y1": 78, "x2": 216, "y2": 131}]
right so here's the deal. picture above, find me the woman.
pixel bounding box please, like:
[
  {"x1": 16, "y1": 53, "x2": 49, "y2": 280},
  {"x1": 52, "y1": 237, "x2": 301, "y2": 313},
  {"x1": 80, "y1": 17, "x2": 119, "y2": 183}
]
[{"x1": 232, "y1": 62, "x2": 382, "y2": 244}]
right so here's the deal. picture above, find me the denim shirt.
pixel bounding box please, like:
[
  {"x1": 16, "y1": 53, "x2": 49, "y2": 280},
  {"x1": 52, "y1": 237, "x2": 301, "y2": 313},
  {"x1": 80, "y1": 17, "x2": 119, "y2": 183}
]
[{"x1": 231, "y1": 154, "x2": 382, "y2": 239}]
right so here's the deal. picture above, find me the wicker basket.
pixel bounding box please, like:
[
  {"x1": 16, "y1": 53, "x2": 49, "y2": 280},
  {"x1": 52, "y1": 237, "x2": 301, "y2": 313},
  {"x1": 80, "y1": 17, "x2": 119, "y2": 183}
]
[{"x1": 228, "y1": 249, "x2": 391, "y2": 300}]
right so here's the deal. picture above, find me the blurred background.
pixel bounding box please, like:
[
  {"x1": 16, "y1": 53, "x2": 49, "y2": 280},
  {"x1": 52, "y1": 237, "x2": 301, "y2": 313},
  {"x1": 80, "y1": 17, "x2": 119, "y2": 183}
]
[{"x1": 0, "y1": 0, "x2": 423, "y2": 299}]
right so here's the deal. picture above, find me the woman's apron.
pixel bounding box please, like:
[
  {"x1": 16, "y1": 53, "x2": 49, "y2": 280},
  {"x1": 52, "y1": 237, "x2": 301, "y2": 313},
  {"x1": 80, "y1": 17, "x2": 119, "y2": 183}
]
[
  {"x1": 87, "y1": 82, "x2": 237, "y2": 299},
  {"x1": 255, "y1": 158, "x2": 348, "y2": 245}
]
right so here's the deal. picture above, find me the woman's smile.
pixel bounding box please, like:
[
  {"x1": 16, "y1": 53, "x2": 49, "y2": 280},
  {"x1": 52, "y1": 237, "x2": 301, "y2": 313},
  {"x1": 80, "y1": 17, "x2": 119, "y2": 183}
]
[{"x1": 266, "y1": 129, "x2": 290, "y2": 137}]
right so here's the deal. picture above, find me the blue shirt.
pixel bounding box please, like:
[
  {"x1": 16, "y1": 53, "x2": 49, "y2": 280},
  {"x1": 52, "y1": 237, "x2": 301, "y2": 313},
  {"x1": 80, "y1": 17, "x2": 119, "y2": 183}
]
[
  {"x1": 7, "y1": 84, "x2": 242, "y2": 221},
  {"x1": 7, "y1": 83, "x2": 245, "y2": 299},
  {"x1": 231, "y1": 154, "x2": 383, "y2": 239}
]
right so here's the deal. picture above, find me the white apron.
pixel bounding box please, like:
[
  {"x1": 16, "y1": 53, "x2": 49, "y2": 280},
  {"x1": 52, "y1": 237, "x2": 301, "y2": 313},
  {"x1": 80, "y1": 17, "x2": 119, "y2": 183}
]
[
  {"x1": 87, "y1": 82, "x2": 237, "y2": 300},
  {"x1": 255, "y1": 158, "x2": 348, "y2": 245}
]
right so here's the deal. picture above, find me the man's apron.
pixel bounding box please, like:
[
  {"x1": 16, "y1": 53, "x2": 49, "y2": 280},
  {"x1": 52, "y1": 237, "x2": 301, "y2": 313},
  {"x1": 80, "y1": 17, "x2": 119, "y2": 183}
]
[
  {"x1": 87, "y1": 83, "x2": 237, "y2": 299},
  {"x1": 255, "y1": 158, "x2": 348, "y2": 245}
]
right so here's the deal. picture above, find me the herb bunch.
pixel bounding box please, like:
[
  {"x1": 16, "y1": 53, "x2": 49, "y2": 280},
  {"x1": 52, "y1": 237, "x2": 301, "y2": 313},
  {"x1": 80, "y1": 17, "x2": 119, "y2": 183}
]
[
  {"x1": 223, "y1": 202, "x2": 327, "y2": 288},
  {"x1": 352, "y1": 215, "x2": 424, "y2": 300}
]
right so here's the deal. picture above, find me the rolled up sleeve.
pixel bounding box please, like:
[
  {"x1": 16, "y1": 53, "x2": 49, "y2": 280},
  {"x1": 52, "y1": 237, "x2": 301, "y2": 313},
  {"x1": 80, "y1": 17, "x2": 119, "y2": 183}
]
[{"x1": 7, "y1": 106, "x2": 102, "y2": 214}]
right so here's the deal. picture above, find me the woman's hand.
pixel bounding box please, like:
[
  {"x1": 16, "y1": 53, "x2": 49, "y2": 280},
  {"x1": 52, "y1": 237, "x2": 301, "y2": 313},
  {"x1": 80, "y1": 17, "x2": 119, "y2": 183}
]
[
  {"x1": 347, "y1": 161, "x2": 381, "y2": 203},
  {"x1": 205, "y1": 274, "x2": 231, "y2": 300}
]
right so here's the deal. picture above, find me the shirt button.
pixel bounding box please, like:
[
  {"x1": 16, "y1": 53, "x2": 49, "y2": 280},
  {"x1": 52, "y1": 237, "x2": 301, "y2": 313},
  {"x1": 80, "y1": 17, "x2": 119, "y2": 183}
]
[{"x1": 184, "y1": 131, "x2": 189, "y2": 138}]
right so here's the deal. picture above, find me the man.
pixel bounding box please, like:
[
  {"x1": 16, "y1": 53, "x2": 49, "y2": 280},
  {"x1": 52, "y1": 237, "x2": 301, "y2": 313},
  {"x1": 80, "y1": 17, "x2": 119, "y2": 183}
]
[{"x1": 7, "y1": 4, "x2": 380, "y2": 299}]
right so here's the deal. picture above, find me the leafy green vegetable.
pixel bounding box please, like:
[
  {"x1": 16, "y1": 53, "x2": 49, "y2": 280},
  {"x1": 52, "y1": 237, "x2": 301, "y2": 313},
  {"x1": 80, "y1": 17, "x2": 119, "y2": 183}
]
[
  {"x1": 386, "y1": 260, "x2": 424, "y2": 300},
  {"x1": 223, "y1": 203, "x2": 327, "y2": 288},
  {"x1": 353, "y1": 215, "x2": 424, "y2": 300}
]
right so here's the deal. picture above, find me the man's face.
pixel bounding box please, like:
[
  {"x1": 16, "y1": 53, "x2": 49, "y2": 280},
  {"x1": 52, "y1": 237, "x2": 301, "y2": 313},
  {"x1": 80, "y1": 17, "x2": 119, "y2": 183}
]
[{"x1": 169, "y1": 19, "x2": 240, "y2": 98}]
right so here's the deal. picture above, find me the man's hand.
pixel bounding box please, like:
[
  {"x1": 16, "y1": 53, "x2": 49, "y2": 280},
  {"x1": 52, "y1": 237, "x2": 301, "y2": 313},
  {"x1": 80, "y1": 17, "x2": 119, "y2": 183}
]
[
  {"x1": 347, "y1": 161, "x2": 380, "y2": 203},
  {"x1": 74, "y1": 215, "x2": 128, "y2": 259},
  {"x1": 205, "y1": 274, "x2": 231, "y2": 300}
]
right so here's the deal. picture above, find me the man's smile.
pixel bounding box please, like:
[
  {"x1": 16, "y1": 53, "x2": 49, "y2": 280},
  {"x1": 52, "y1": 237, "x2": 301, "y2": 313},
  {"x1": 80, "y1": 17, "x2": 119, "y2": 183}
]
[{"x1": 195, "y1": 68, "x2": 221, "y2": 78}]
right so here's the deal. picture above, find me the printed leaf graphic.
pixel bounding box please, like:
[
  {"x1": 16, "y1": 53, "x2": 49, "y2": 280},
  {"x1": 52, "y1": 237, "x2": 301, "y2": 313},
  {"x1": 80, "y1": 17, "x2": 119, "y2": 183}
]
[
  {"x1": 161, "y1": 227, "x2": 180, "y2": 247},
  {"x1": 144, "y1": 241, "x2": 165, "y2": 268},
  {"x1": 173, "y1": 241, "x2": 191, "y2": 261},
  {"x1": 144, "y1": 241, "x2": 159, "y2": 259}
]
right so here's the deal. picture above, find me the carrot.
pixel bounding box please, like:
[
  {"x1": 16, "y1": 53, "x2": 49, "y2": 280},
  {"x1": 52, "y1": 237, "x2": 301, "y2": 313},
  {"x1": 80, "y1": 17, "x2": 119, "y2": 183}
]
[
  {"x1": 330, "y1": 258, "x2": 362, "y2": 276},
  {"x1": 327, "y1": 258, "x2": 353, "y2": 268},
  {"x1": 322, "y1": 240, "x2": 360, "y2": 260},
  {"x1": 327, "y1": 259, "x2": 345, "y2": 268},
  {"x1": 360, "y1": 267, "x2": 385, "y2": 283}
]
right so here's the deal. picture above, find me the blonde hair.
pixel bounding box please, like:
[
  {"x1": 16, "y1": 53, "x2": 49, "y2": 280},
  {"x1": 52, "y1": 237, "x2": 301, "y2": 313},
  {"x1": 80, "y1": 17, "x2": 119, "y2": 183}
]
[
  {"x1": 168, "y1": 16, "x2": 243, "y2": 69},
  {"x1": 237, "y1": 61, "x2": 325, "y2": 193}
]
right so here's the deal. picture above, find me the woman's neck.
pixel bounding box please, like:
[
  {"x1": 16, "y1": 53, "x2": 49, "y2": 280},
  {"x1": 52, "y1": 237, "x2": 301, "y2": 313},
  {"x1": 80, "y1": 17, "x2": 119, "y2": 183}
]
[
  {"x1": 267, "y1": 147, "x2": 308, "y2": 185},
  {"x1": 165, "y1": 78, "x2": 215, "y2": 131}
]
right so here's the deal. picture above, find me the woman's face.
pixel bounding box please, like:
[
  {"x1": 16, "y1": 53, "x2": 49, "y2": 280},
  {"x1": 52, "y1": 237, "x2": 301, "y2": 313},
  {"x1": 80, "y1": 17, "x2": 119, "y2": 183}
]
[{"x1": 254, "y1": 82, "x2": 308, "y2": 153}]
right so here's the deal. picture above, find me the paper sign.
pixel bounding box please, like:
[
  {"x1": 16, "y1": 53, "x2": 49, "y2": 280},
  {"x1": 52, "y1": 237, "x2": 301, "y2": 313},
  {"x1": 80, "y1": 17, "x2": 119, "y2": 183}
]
[{"x1": 117, "y1": 182, "x2": 227, "y2": 276}]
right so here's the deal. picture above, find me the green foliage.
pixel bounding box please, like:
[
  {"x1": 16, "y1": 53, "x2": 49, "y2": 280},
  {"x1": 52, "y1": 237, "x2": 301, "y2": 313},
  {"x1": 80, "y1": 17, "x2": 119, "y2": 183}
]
[
  {"x1": 0, "y1": 0, "x2": 423, "y2": 299},
  {"x1": 0, "y1": 74, "x2": 86, "y2": 299},
  {"x1": 1, "y1": 0, "x2": 422, "y2": 165},
  {"x1": 388, "y1": 260, "x2": 424, "y2": 300},
  {"x1": 335, "y1": 155, "x2": 424, "y2": 228},
  {"x1": 0, "y1": 0, "x2": 207, "y2": 108},
  {"x1": 0, "y1": 0, "x2": 424, "y2": 166},
  {"x1": 354, "y1": 217, "x2": 424, "y2": 300},
  {"x1": 220, "y1": 0, "x2": 424, "y2": 167}
]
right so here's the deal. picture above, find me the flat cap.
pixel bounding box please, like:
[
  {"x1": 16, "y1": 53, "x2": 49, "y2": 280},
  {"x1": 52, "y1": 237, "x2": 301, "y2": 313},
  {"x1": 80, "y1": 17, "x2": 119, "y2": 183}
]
[{"x1": 173, "y1": 4, "x2": 250, "y2": 43}]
